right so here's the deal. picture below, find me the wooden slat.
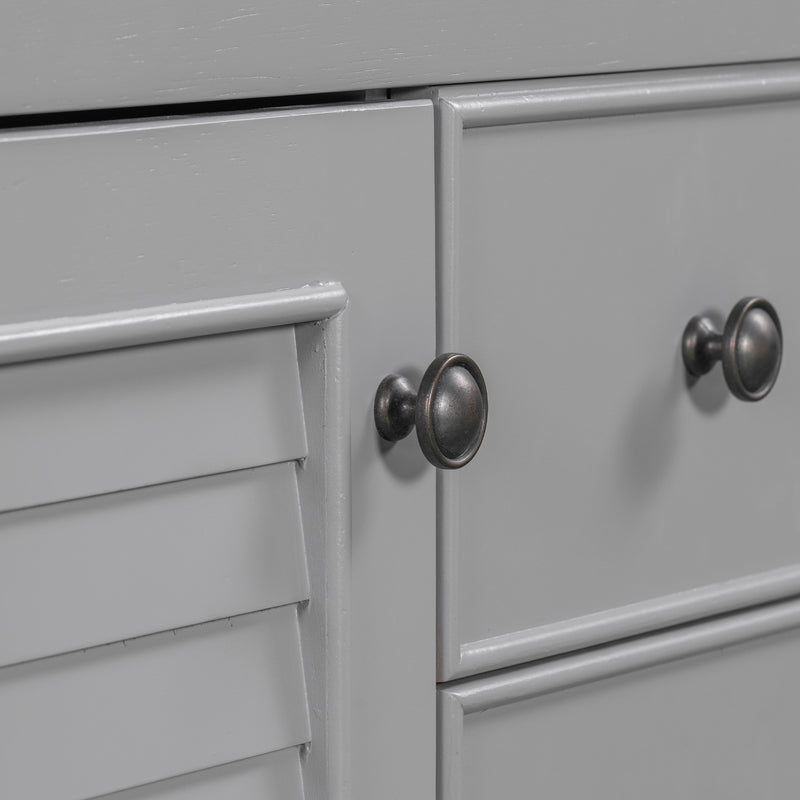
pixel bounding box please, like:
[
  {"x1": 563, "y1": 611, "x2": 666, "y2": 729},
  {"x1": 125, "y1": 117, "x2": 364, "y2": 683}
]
[
  {"x1": 0, "y1": 606, "x2": 310, "y2": 800},
  {"x1": 0, "y1": 463, "x2": 308, "y2": 666},
  {"x1": 0, "y1": 325, "x2": 306, "y2": 511},
  {"x1": 94, "y1": 750, "x2": 304, "y2": 800}
]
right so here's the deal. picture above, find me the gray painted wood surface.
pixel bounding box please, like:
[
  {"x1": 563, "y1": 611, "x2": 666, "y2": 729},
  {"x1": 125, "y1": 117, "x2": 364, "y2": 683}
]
[
  {"x1": 2, "y1": 4, "x2": 800, "y2": 114},
  {"x1": 0, "y1": 106, "x2": 424, "y2": 325},
  {"x1": 0, "y1": 607, "x2": 310, "y2": 800},
  {"x1": 440, "y1": 598, "x2": 800, "y2": 799},
  {"x1": 429, "y1": 63, "x2": 800, "y2": 679},
  {"x1": 95, "y1": 750, "x2": 304, "y2": 800},
  {"x1": 0, "y1": 283, "x2": 347, "y2": 365},
  {"x1": 0, "y1": 102, "x2": 436, "y2": 800},
  {"x1": 295, "y1": 314, "x2": 350, "y2": 800},
  {"x1": 0, "y1": 325, "x2": 305, "y2": 511},
  {"x1": 0, "y1": 463, "x2": 308, "y2": 666}
]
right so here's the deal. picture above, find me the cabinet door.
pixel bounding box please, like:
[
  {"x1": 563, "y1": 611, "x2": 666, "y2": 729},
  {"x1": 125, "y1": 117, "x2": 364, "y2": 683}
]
[
  {"x1": 0, "y1": 100, "x2": 435, "y2": 800},
  {"x1": 428, "y1": 62, "x2": 800, "y2": 680}
]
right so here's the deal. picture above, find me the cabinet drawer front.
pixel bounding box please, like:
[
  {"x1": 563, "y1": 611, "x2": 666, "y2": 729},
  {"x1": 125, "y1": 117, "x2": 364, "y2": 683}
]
[
  {"x1": 440, "y1": 599, "x2": 800, "y2": 800},
  {"x1": 435, "y1": 63, "x2": 800, "y2": 678},
  {"x1": 0, "y1": 325, "x2": 305, "y2": 512},
  {"x1": 0, "y1": 463, "x2": 308, "y2": 666},
  {"x1": 0, "y1": 606, "x2": 310, "y2": 800},
  {"x1": 95, "y1": 750, "x2": 304, "y2": 800}
]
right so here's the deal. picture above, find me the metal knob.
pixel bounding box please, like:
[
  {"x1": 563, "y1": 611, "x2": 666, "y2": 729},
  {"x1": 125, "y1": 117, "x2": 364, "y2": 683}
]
[
  {"x1": 374, "y1": 353, "x2": 488, "y2": 469},
  {"x1": 682, "y1": 297, "x2": 782, "y2": 401}
]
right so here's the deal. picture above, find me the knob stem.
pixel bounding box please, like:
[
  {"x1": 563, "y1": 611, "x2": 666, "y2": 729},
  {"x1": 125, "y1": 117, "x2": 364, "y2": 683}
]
[
  {"x1": 683, "y1": 316, "x2": 723, "y2": 376},
  {"x1": 702, "y1": 335, "x2": 723, "y2": 364}
]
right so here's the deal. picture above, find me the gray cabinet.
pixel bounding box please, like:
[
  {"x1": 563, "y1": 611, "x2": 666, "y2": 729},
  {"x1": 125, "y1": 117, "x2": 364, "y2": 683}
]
[{"x1": 1, "y1": 13, "x2": 799, "y2": 800}]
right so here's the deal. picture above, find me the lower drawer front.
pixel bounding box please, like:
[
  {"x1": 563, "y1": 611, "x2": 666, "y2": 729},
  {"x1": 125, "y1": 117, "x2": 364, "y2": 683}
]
[
  {"x1": 440, "y1": 599, "x2": 800, "y2": 799},
  {"x1": 0, "y1": 606, "x2": 310, "y2": 800}
]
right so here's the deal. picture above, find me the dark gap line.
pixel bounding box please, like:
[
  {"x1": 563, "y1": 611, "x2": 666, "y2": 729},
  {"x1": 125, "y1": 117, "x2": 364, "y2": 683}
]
[{"x1": 0, "y1": 90, "x2": 371, "y2": 131}]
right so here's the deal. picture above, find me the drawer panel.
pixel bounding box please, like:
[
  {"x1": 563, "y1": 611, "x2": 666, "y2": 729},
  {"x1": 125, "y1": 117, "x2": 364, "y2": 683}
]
[
  {"x1": 0, "y1": 463, "x2": 307, "y2": 666},
  {"x1": 440, "y1": 599, "x2": 800, "y2": 800},
  {"x1": 434, "y1": 64, "x2": 800, "y2": 679},
  {"x1": 0, "y1": 606, "x2": 310, "y2": 800},
  {"x1": 96, "y1": 750, "x2": 304, "y2": 800},
  {"x1": 0, "y1": 324, "x2": 306, "y2": 511}
]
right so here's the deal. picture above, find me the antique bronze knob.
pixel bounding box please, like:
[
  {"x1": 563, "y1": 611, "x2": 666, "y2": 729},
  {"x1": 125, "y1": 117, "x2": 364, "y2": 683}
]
[
  {"x1": 682, "y1": 297, "x2": 782, "y2": 401},
  {"x1": 374, "y1": 353, "x2": 488, "y2": 469}
]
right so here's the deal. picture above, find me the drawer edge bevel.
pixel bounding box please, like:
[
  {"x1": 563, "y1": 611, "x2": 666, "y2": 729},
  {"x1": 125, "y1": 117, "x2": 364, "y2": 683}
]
[
  {"x1": 436, "y1": 60, "x2": 800, "y2": 129},
  {"x1": 443, "y1": 594, "x2": 800, "y2": 714},
  {"x1": 447, "y1": 563, "x2": 800, "y2": 679}
]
